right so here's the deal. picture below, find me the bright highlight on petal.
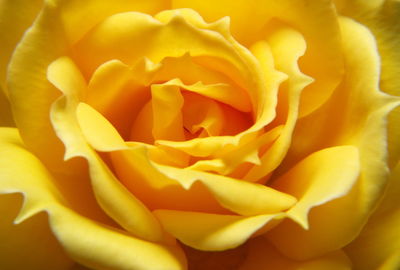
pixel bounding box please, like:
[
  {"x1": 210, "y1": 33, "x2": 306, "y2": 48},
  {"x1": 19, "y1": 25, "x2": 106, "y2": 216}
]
[
  {"x1": 155, "y1": 164, "x2": 297, "y2": 215},
  {"x1": 3, "y1": 0, "x2": 398, "y2": 269},
  {"x1": 266, "y1": 17, "x2": 400, "y2": 261},
  {"x1": 154, "y1": 210, "x2": 284, "y2": 251},
  {"x1": 0, "y1": 128, "x2": 186, "y2": 270},
  {"x1": 272, "y1": 146, "x2": 360, "y2": 229},
  {"x1": 76, "y1": 102, "x2": 127, "y2": 151}
]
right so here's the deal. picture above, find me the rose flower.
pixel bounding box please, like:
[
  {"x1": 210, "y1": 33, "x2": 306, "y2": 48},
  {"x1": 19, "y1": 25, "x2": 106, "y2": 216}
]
[{"x1": 0, "y1": 0, "x2": 399, "y2": 269}]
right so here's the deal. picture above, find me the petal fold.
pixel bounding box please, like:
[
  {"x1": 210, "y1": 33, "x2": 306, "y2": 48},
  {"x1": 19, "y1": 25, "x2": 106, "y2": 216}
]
[
  {"x1": 155, "y1": 164, "x2": 297, "y2": 216},
  {"x1": 0, "y1": 0, "x2": 42, "y2": 92},
  {"x1": 272, "y1": 146, "x2": 360, "y2": 229},
  {"x1": 0, "y1": 127, "x2": 186, "y2": 270},
  {"x1": 267, "y1": 16, "x2": 400, "y2": 261},
  {"x1": 49, "y1": 57, "x2": 165, "y2": 242},
  {"x1": 76, "y1": 102, "x2": 127, "y2": 151},
  {"x1": 345, "y1": 163, "x2": 400, "y2": 270},
  {"x1": 239, "y1": 237, "x2": 352, "y2": 270},
  {"x1": 0, "y1": 193, "x2": 72, "y2": 270},
  {"x1": 154, "y1": 210, "x2": 283, "y2": 251}
]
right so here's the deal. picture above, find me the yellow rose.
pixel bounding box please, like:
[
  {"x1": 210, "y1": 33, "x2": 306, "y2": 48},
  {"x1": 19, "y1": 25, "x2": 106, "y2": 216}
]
[{"x1": 0, "y1": 0, "x2": 399, "y2": 269}]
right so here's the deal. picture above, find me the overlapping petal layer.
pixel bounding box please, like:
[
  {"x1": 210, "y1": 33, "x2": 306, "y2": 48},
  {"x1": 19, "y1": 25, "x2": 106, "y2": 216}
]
[
  {"x1": 48, "y1": 56, "x2": 165, "y2": 242},
  {"x1": 335, "y1": 0, "x2": 400, "y2": 170},
  {"x1": 2, "y1": 0, "x2": 399, "y2": 269},
  {"x1": 345, "y1": 163, "x2": 400, "y2": 270},
  {"x1": 267, "y1": 16, "x2": 400, "y2": 260},
  {"x1": 172, "y1": 0, "x2": 344, "y2": 116},
  {"x1": 238, "y1": 237, "x2": 352, "y2": 270},
  {"x1": 0, "y1": 0, "x2": 42, "y2": 93},
  {"x1": 154, "y1": 210, "x2": 284, "y2": 251},
  {"x1": 0, "y1": 128, "x2": 186, "y2": 270}
]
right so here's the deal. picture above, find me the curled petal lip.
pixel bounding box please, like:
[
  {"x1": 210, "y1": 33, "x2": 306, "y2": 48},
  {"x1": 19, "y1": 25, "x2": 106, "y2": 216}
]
[{"x1": 2, "y1": 0, "x2": 399, "y2": 269}]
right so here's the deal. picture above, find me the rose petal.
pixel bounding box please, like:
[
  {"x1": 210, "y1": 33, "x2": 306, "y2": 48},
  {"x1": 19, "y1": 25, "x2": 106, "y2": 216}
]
[
  {"x1": 76, "y1": 102, "x2": 127, "y2": 151},
  {"x1": 0, "y1": 127, "x2": 186, "y2": 270},
  {"x1": 335, "y1": 0, "x2": 400, "y2": 169},
  {"x1": 377, "y1": 252, "x2": 400, "y2": 270},
  {"x1": 111, "y1": 145, "x2": 229, "y2": 213},
  {"x1": 238, "y1": 237, "x2": 352, "y2": 270},
  {"x1": 172, "y1": 0, "x2": 344, "y2": 116},
  {"x1": 267, "y1": 147, "x2": 362, "y2": 259},
  {"x1": 86, "y1": 59, "x2": 157, "y2": 138},
  {"x1": 266, "y1": 17, "x2": 400, "y2": 260},
  {"x1": 49, "y1": 57, "x2": 165, "y2": 242},
  {"x1": 182, "y1": 93, "x2": 225, "y2": 137},
  {"x1": 151, "y1": 82, "x2": 185, "y2": 141},
  {"x1": 187, "y1": 125, "x2": 283, "y2": 175},
  {"x1": 0, "y1": 86, "x2": 14, "y2": 126},
  {"x1": 7, "y1": 2, "x2": 70, "y2": 171},
  {"x1": 345, "y1": 163, "x2": 400, "y2": 270},
  {"x1": 77, "y1": 9, "x2": 275, "y2": 132},
  {"x1": 245, "y1": 26, "x2": 313, "y2": 181},
  {"x1": 6, "y1": 0, "x2": 170, "y2": 171},
  {"x1": 73, "y1": 11, "x2": 251, "y2": 87},
  {"x1": 0, "y1": 193, "x2": 72, "y2": 270},
  {"x1": 55, "y1": 0, "x2": 170, "y2": 44},
  {"x1": 153, "y1": 53, "x2": 242, "y2": 87},
  {"x1": 50, "y1": 206, "x2": 186, "y2": 270},
  {"x1": 272, "y1": 146, "x2": 360, "y2": 229},
  {"x1": 154, "y1": 210, "x2": 284, "y2": 251},
  {"x1": 0, "y1": 0, "x2": 42, "y2": 91},
  {"x1": 160, "y1": 78, "x2": 252, "y2": 113},
  {"x1": 154, "y1": 164, "x2": 297, "y2": 215},
  {"x1": 112, "y1": 143, "x2": 297, "y2": 215}
]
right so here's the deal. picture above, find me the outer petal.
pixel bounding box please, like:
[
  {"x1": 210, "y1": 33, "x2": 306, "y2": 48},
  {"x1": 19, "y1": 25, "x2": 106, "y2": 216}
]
[
  {"x1": 267, "y1": 17, "x2": 400, "y2": 260},
  {"x1": 239, "y1": 237, "x2": 352, "y2": 270},
  {"x1": 271, "y1": 146, "x2": 360, "y2": 229},
  {"x1": 345, "y1": 163, "x2": 400, "y2": 270},
  {"x1": 7, "y1": 0, "x2": 169, "y2": 171},
  {"x1": 0, "y1": 193, "x2": 72, "y2": 270},
  {"x1": 334, "y1": 0, "x2": 400, "y2": 168},
  {"x1": 0, "y1": 0, "x2": 42, "y2": 93},
  {"x1": 0, "y1": 127, "x2": 187, "y2": 270},
  {"x1": 334, "y1": 0, "x2": 400, "y2": 98}
]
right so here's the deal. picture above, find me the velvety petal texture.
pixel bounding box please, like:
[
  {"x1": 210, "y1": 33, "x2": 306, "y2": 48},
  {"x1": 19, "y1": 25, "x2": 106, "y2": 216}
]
[
  {"x1": 335, "y1": 0, "x2": 400, "y2": 170},
  {"x1": 0, "y1": 128, "x2": 186, "y2": 270},
  {"x1": 267, "y1": 16, "x2": 399, "y2": 261},
  {"x1": 345, "y1": 163, "x2": 400, "y2": 270},
  {"x1": 1, "y1": 0, "x2": 399, "y2": 269},
  {"x1": 0, "y1": 0, "x2": 42, "y2": 93}
]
